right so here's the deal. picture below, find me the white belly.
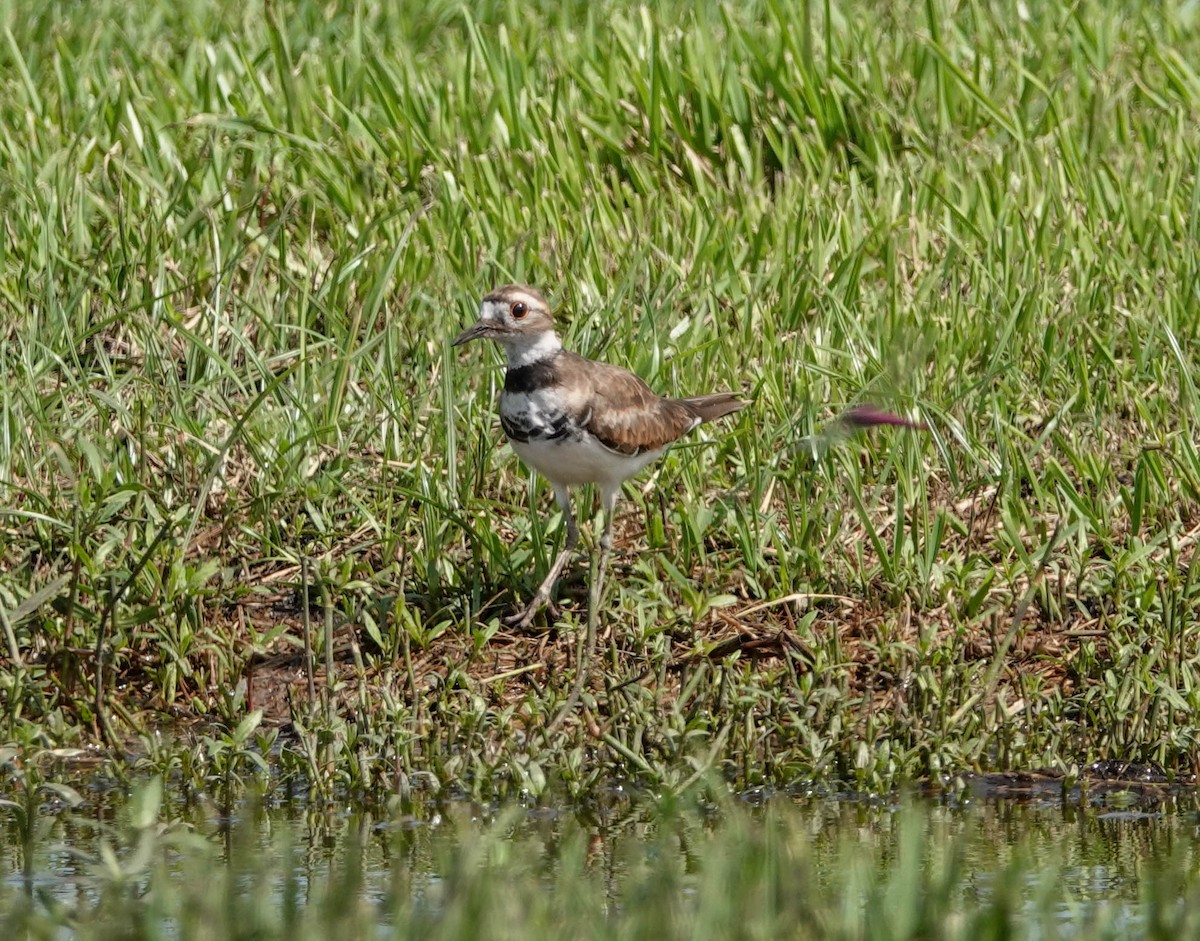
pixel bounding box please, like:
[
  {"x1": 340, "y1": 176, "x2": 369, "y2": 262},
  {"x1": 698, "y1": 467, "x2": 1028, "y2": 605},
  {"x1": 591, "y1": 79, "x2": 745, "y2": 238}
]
[{"x1": 511, "y1": 435, "x2": 665, "y2": 488}]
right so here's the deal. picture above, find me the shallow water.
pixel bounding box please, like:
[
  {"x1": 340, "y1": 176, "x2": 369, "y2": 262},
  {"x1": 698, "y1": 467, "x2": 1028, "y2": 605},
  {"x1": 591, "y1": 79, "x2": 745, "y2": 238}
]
[{"x1": 4, "y1": 775, "x2": 1200, "y2": 937}]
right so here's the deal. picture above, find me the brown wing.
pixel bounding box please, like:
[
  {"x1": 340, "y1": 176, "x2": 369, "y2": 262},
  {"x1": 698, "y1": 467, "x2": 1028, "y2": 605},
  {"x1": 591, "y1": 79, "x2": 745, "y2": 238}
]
[{"x1": 559, "y1": 352, "x2": 740, "y2": 456}]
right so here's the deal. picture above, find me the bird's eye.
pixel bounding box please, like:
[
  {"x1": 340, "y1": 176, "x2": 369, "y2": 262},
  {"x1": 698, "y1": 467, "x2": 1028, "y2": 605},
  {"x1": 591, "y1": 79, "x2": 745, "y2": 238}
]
[{"x1": 511, "y1": 302, "x2": 528, "y2": 319}]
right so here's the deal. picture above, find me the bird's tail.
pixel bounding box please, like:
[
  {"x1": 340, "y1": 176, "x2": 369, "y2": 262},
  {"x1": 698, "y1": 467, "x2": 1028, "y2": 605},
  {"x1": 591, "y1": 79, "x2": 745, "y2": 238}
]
[{"x1": 679, "y1": 392, "x2": 747, "y2": 423}]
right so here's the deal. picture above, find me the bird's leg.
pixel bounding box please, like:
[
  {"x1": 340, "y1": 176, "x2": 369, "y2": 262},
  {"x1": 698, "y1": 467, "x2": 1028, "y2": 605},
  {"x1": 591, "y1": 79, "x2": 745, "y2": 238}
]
[
  {"x1": 591, "y1": 485, "x2": 620, "y2": 615},
  {"x1": 542, "y1": 486, "x2": 619, "y2": 737},
  {"x1": 505, "y1": 484, "x2": 578, "y2": 628}
]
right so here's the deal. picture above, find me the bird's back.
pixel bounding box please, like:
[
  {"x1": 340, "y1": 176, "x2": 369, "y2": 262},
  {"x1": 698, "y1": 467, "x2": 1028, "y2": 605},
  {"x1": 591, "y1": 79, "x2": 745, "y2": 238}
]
[{"x1": 499, "y1": 347, "x2": 744, "y2": 485}]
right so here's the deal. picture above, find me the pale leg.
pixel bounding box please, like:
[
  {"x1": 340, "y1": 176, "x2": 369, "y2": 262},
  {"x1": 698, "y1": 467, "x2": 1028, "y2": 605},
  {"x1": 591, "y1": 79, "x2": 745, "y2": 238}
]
[
  {"x1": 541, "y1": 485, "x2": 619, "y2": 736},
  {"x1": 506, "y1": 483, "x2": 578, "y2": 628},
  {"x1": 591, "y1": 484, "x2": 619, "y2": 612},
  {"x1": 541, "y1": 484, "x2": 619, "y2": 735}
]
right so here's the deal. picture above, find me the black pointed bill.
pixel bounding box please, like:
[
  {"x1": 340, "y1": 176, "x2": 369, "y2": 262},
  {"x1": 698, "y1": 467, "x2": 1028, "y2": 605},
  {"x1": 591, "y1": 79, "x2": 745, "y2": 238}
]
[{"x1": 452, "y1": 320, "x2": 503, "y2": 347}]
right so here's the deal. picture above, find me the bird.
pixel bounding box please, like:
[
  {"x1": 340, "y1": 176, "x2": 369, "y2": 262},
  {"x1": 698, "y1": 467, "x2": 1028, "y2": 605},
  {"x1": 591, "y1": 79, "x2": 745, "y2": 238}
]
[{"x1": 452, "y1": 284, "x2": 746, "y2": 628}]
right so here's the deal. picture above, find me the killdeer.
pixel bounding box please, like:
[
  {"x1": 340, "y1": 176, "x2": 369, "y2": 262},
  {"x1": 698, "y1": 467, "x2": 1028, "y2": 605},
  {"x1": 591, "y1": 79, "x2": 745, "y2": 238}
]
[{"x1": 453, "y1": 285, "x2": 745, "y2": 628}]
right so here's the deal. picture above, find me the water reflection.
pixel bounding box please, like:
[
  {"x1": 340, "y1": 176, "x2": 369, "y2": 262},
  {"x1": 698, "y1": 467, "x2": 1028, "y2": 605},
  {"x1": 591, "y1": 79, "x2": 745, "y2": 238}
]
[{"x1": 4, "y1": 779, "x2": 1200, "y2": 933}]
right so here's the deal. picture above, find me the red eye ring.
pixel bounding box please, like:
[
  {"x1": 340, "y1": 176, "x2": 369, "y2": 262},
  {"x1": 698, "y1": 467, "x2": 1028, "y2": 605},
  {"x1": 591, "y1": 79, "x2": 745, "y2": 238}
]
[{"x1": 511, "y1": 302, "x2": 528, "y2": 319}]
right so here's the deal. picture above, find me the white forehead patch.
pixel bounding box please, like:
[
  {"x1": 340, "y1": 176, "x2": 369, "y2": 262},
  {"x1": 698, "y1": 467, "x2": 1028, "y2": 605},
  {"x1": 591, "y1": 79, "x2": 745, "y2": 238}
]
[{"x1": 480, "y1": 300, "x2": 507, "y2": 321}]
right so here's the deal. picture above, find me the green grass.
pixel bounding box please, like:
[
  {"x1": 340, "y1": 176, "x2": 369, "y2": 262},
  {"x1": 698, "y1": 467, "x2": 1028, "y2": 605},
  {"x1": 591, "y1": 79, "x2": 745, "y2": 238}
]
[{"x1": 3, "y1": 0, "x2": 1200, "y2": 796}]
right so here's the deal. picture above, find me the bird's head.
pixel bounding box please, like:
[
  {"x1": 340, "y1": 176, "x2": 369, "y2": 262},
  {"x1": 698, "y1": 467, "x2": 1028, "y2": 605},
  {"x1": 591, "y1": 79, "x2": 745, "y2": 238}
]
[{"x1": 452, "y1": 285, "x2": 561, "y2": 365}]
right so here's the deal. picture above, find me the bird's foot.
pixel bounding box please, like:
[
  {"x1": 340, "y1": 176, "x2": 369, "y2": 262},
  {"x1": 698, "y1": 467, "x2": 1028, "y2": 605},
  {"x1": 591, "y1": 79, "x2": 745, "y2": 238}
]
[{"x1": 503, "y1": 594, "x2": 561, "y2": 629}]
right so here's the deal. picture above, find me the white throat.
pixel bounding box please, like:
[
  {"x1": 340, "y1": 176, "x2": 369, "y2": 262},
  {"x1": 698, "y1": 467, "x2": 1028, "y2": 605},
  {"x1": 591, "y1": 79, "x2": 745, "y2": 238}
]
[{"x1": 502, "y1": 330, "x2": 562, "y2": 368}]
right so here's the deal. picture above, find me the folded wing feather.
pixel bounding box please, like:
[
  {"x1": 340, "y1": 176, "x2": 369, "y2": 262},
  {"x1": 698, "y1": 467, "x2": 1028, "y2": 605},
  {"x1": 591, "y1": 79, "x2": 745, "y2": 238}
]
[{"x1": 559, "y1": 352, "x2": 745, "y2": 456}]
